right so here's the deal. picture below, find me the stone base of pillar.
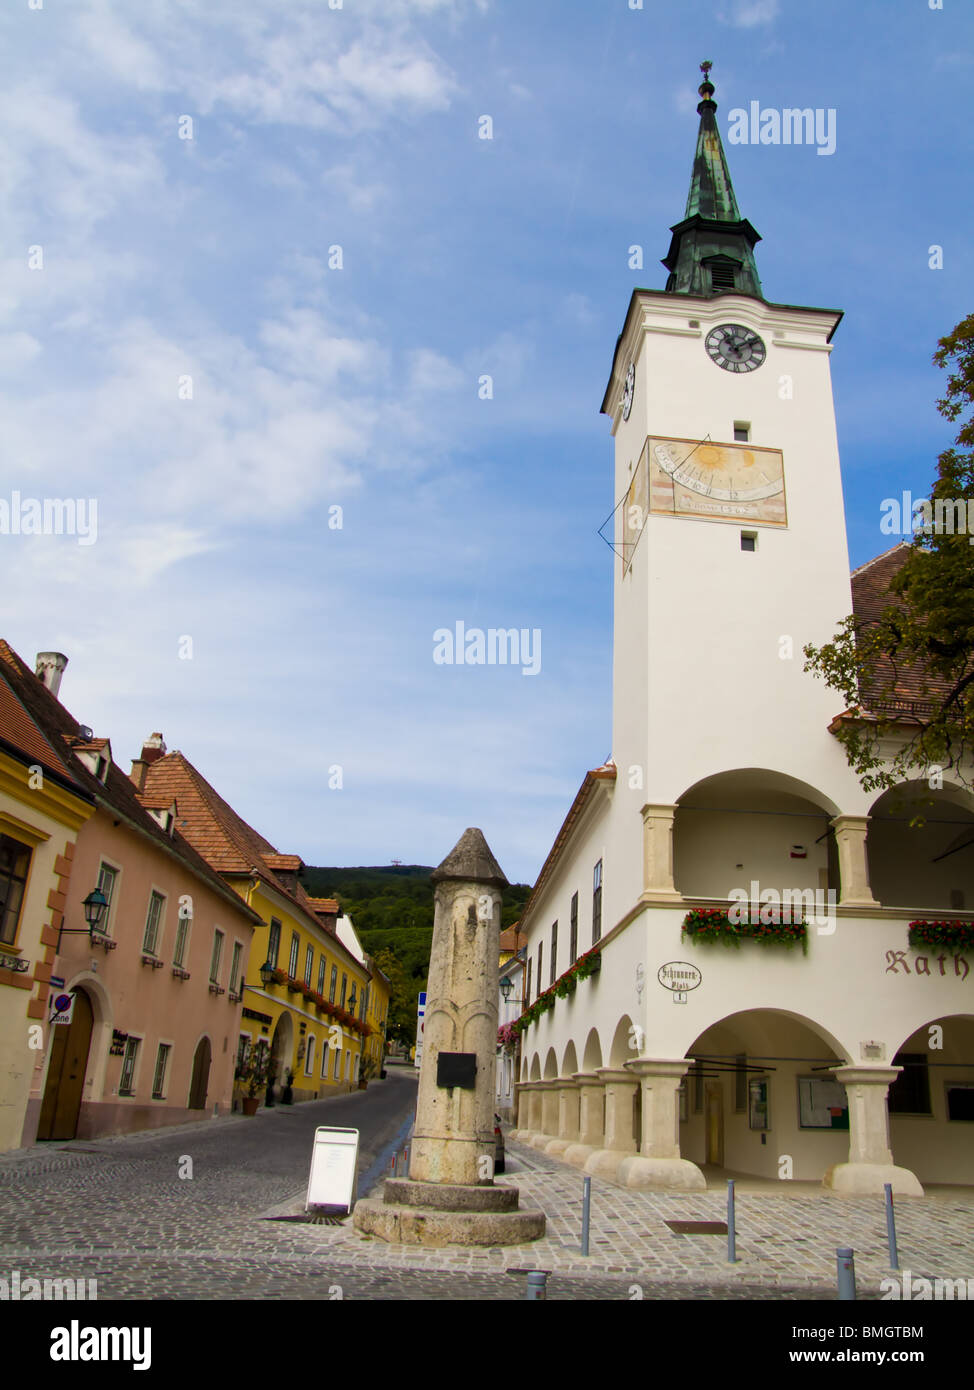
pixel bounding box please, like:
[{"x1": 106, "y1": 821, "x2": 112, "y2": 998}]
[
  {"x1": 823, "y1": 1162, "x2": 923, "y2": 1197},
  {"x1": 563, "y1": 1143, "x2": 598, "y2": 1168},
  {"x1": 528, "y1": 1133, "x2": 556, "y2": 1150},
  {"x1": 544, "y1": 1138, "x2": 574, "y2": 1156},
  {"x1": 616, "y1": 1155, "x2": 707, "y2": 1191},
  {"x1": 352, "y1": 1178, "x2": 545, "y2": 1246},
  {"x1": 583, "y1": 1148, "x2": 635, "y2": 1179}
]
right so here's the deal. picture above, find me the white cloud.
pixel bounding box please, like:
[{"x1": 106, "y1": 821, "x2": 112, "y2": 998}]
[{"x1": 718, "y1": 0, "x2": 779, "y2": 27}]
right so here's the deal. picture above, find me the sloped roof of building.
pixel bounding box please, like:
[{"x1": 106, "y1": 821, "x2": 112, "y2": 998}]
[
  {"x1": 142, "y1": 752, "x2": 364, "y2": 970},
  {"x1": 0, "y1": 640, "x2": 258, "y2": 925},
  {"x1": 849, "y1": 542, "x2": 954, "y2": 716}
]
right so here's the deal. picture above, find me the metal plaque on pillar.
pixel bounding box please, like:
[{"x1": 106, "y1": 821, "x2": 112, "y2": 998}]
[{"x1": 436, "y1": 1052, "x2": 478, "y2": 1089}]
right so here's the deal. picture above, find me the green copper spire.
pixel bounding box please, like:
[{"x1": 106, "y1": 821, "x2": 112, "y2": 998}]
[{"x1": 662, "y1": 61, "x2": 763, "y2": 299}]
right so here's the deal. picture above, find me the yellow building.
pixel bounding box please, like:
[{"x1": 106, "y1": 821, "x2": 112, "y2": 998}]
[
  {"x1": 0, "y1": 647, "x2": 95, "y2": 1151},
  {"x1": 141, "y1": 744, "x2": 370, "y2": 1101},
  {"x1": 362, "y1": 954, "x2": 391, "y2": 1079}
]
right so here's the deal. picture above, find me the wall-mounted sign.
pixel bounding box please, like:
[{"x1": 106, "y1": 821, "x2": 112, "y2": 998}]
[
  {"x1": 415, "y1": 991, "x2": 427, "y2": 1069},
  {"x1": 49, "y1": 992, "x2": 75, "y2": 1027},
  {"x1": 306, "y1": 1126, "x2": 359, "y2": 1216},
  {"x1": 798, "y1": 1075, "x2": 849, "y2": 1130},
  {"x1": 658, "y1": 962, "x2": 702, "y2": 1004}
]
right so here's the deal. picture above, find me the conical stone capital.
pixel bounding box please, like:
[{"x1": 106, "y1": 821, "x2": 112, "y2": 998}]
[{"x1": 431, "y1": 827, "x2": 508, "y2": 889}]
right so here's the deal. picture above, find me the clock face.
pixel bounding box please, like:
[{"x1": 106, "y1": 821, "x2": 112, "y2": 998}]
[
  {"x1": 706, "y1": 323, "x2": 766, "y2": 373},
  {"x1": 648, "y1": 436, "x2": 787, "y2": 526},
  {"x1": 622, "y1": 361, "x2": 635, "y2": 420}
]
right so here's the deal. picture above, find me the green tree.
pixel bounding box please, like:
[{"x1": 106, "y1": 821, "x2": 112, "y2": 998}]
[
  {"x1": 372, "y1": 947, "x2": 418, "y2": 1046},
  {"x1": 804, "y1": 312, "x2": 974, "y2": 797}
]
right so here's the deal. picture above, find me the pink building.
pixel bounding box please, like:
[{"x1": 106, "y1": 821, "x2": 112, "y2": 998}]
[{"x1": 1, "y1": 644, "x2": 260, "y2": 1143}]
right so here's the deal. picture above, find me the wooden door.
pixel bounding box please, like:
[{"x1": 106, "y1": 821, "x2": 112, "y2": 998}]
[
  {"x1": 37, "y1": 990, "x2": 94, "y2": 1141},
  {"x1": 705, "y1": 1082, "x2": 724, "y2": 1166},
  {"x1": 188, "y1": 1036, "x2": 211, "y2": 1110}
]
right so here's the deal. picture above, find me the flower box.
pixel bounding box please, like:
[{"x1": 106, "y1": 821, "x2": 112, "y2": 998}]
[
  {"x1": 171, "y1": 966, "x2": 191, "y2": 981},
  {"x1": 682, "y1": 908, "x2": 808, "y2": 955},
  {"x1": 208, "y1": 983, "x2": 225, "y2": 995},
  {"x1": 141, "y1": 954, "x2": 164, "y2": 969},
  {"x1": 908, "y1": 919, "x2": 974, "y2": 953}
]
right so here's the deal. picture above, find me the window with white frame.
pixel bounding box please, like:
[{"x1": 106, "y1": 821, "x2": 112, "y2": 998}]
[
  {"x1": 288, "y1": 931, "x2": 299, "y2": 978},
  {"x1": 340, "y1": 974, "x2": 347, "y2": 1007},
  {"x1": 229, "y1": 941, "x2": 243, "y2": 995},
  {"x1": 321, "y1": 1042, "x2": 329, "y2": 1079},
  {"x1": 96, "y1": 862, "x2": 119, "y2": 935},
  {"x1": 0, "y1": 833, "x2": 31, "y2": 947},
  {"x1": 569, "y1": 891, "x2": 578, "y2": 962},
  {"x1": 209, "y1": 929, "x2": 224, "y2": 984},
  {"x1": 317, "y1": 955, "x2": 326, "y2": 995},
  {"x1": 173, "y1": 908, "x2": 191, "y2": 967},
  {"x1": 142, "y1": 891, "x2": 165, "y2": 955},
  {"x1": 592, "y1": 859, "x2": 603, "y2": 944},
  {"x1": 305, "y1": 1035, "x2": 316, "y2": 1076},
  {"x1": 152, "y1": 1043, "x2": 171, "y2": 1099},
  {"x1": 329, "y1": 965, "x2": 337, "y2": 1002},
  {"x1": 334, "y1": 1047, "x2": 341, "y2": 1079},
  {"x1": 267, "y1": 918, "x2": 281, "y2": 968},
  {"x1": 119, "y1": 1037, "x2": 141, "y2": 1096},
  {"x1": 304, "y1": 945, "x2": 313, "y2": 987}
]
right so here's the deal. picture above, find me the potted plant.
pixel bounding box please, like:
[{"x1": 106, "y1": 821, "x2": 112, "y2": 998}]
[{"x1": 237, "y1": 1045, "x2": 269, "y2": 1116}]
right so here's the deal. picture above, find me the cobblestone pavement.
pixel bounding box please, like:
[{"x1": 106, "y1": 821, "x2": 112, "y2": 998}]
[{"x1": 1, "y1": 1089, "x2": 971, "y2": 1300}]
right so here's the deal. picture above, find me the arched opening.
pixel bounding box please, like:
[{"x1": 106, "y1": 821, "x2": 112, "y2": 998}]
[
  {"x1": 543, "y1": 1048, "x2": 558, "y2": 1080},
  {"x1": 674, "y1": 769, "x2": 840, "y2": 904},
  {"x1": 868, "y1": 782, "x2": 974, "y2": 912},
  {"x1": 529, "y1": 1053, "x2": 541, "y2": 1082},
  {"x1": 582, "y1": 1027, "x2": 603, "y2": 1072},
  {"x1": 887, "y1": 1014, "x2": 974, "y2": 1186},
  {"x1": 685, "y1": 1009, "x2": 846, "y2": 1182},
  {"x1": 188, "y1": 1036, "x2": 212, "y2": 1110},
  {"x1": 36, "y1": 987, "x2": 94, "y2": 1141},
  {"x1": 561, "y1": 1040, "x2": 578, "y2": 1076},
  {"x1": 268, "y1": 1012, "x2": 293, "y2": 1095}
]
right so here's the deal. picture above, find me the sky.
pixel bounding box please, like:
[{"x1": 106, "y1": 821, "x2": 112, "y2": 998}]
[{"x1": 0, "y1": 0, "x2": 971, "y2": 885}]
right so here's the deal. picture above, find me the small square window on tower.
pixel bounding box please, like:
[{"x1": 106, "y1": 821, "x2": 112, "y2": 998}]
[
  {"x1": 741, "y1": 531, "x2": 757, "y2": 552},
  {"x1": 734, "y1": 422, "x2": 750, "y2": 442}
]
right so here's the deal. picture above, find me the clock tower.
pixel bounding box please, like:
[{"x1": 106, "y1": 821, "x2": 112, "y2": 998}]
[{"x1": 602, "y1": 62, "x2": 860, "y2": 827}]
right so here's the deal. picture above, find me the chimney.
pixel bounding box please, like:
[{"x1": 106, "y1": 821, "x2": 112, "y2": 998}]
[
  {"x1": 35, "y1": 652, "x2": 68, "y2": 700},
  {"x1": 130, "y1": 733, "x2": 167, "y2": 792}
]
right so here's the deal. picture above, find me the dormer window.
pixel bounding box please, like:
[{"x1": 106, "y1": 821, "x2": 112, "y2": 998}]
[
  {"x1": 704, "y1": 255, "x2": 740, "y2": 293},
  {"x1": 73, "y1": 738, "x2": 112, "y2": 781}
]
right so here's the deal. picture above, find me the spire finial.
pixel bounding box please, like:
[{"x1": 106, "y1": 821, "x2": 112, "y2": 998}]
[{"x1": 698, "y1": 59, "x2": 716, "y2": 107}]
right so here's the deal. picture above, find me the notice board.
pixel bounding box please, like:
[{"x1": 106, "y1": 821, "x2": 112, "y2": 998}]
[{"x1": 306, "y1": 1127, "x2": 360, "y2": 1214}]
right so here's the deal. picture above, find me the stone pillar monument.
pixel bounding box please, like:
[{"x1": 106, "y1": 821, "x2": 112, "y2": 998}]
[{"x1": 353, "y1": 829, "x2": 545, "y2": 1246}]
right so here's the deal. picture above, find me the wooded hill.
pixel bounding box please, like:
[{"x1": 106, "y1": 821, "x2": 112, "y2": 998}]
[{"x1": 300, "y1": 864, "x2": 532, "y2": 1043}]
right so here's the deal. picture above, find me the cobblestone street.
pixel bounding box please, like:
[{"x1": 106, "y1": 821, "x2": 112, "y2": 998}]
[{"x1": 1, "y1": 1069, "x2": 972, "y2": 1302}]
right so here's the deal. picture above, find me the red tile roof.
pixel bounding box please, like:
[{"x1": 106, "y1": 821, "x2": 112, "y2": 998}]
[
  {"x1": 0, "y1": 664, "x2": 80, "y2": 786},
  {"x1": 0, "y1": 639, "x2": 259, "y2": 925},
  {"x1": 849, "y1": 543, "x2": 954, "y2": 718},
  {"x1": 142, "y1": 754, "x2": 362, "y2": 968}
]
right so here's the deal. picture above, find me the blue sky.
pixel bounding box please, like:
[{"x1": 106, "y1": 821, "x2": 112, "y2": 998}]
[{"x1": 0, "y1": 0, "x2": 971, "y2": 885}]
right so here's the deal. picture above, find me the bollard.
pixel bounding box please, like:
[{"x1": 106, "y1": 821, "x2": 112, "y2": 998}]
[
  {"x1": 836, "y1": 1247, "x2": 856, "y2": 1301},
  {"x1": 525, "y1": 1271, "x2": 548, "y2": 1300},
  {"x1": 581, "y1": 1175, "x2": 592, "y2": 1256},
  {"x1": 727, "y1": 1178, "x2": 738, "y2": 1263},
  {"x1": 884, "y1": 1183, "x2": 899, "y2": 1270}
]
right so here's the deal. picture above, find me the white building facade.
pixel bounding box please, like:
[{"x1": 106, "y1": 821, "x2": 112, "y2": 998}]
[{"x1": 511, "y1": 68, "x2": 974, "y2": 1194}]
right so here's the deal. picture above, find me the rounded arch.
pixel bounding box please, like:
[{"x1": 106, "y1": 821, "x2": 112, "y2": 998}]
[
  {"x1": 867, "y1": 781, "x2": 974, "y2": 911},
  {"x1": 674, "y1": 768, "x2": 841, "y2": 901},
  {"x1": 890, "y1": 1011, "x2": 974, "y2": 1063},
  {"x1": 529, "y1": 1052, "x2": 542, "y2": 1081},
  {"x1": 188, "y1": 1034, "x2": 212, "y2": 1110},
  {"x1": 269, "y1": 1011, "x2": 293, "y2": 1087},
  {"x1": 561, "y1": 1039, "x2": 578, "y2": 1076},
  {"x1": 687, "y1": 1007, "x2": 848, "y2": 1063},
  {"x1": 582, "y1": 1027, "x2": 603, "y2": 1072},
  {"x1": 543, "y1": 1047, "x2": 559, "y2": 1080},
  {"x1": 609, "y1": 1015, "x2": 634, "y2": 1067}
]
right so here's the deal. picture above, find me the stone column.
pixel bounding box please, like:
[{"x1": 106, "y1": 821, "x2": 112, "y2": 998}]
[
  {"x1": 830, "y1": 815, "x2": 880, "y2": 909},
  {"x1": 409, "y1": 830, "x2": 508, "y2": 1186},
  {"x1": 616, "y1": 1059, "x2": 706, "y2": 1191},
  {"x1": 564, "y1": 1073, "x2": 604, "y2": 1168},
  {"x1": 584, "y1": 1068, "x2": 640, "y2": 1178},
  {"x1": 545, "y1": 1077, "x2": 580, "y2": 1156},
  {"x1": 640, "y1": 803, "x2": 684, "y2": 903},
  {"x1": 529, "y1": 1082, "x2": 560, "y2": 1149},
  {"x1": 824, "y1": 1066, "x2": 923, "y2": 1196}
]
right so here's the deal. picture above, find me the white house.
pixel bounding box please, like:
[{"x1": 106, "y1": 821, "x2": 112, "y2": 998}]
[{"x1": 510, "y1": 66, "x2": 974, "y2": 1194}]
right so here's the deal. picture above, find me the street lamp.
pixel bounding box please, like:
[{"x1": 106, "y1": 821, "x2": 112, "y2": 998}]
[
  {"x1": 57, "y1": 886, "x2": 109, "y2": 951},
  {"x1": 258, "y1": 960, "x2": 276, "y2": 986},
  {"x1": 499, "y1": 975, "x2": 513, "y2": 1001}
]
